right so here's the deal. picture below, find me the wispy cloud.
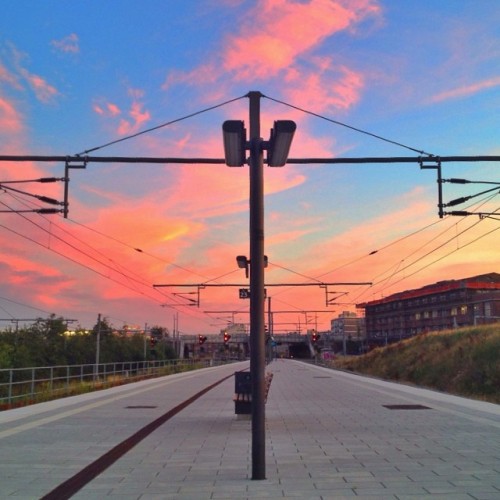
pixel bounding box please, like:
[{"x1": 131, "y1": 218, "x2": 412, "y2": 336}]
[
  {"x1": 117, "y1": 100, "x2": 151, "y2": 135},
  {"x1": 51, "y1": 33, "x2": 80, "y2": 54},
  {"x1": 93, "y1": 101, "x2": 121, "y2": 116},
  {"x1": 284, "y1": 60, "x2": 364, "y2": 112},
  {"x1": 429, "y1": 76, "x2": 500, "y2": 103},
  {"x1": 0, "y1": 97, "x2": 23, "y2": 133},
  {"x1": 93, "y1": 88, "x2": 151, "y2": 136},
  {"x1": 0, "y1": 62, "x2": 21, "y2": 88},
  {"x1": 21, "y1": 71, "x2": 59, "y2": 103},
  {"x1": 162, "y1": 0, "x2": 379, "y2": 116},
  {"x1": 223, "y1": 0, "x2": 380, "y2": 80}
]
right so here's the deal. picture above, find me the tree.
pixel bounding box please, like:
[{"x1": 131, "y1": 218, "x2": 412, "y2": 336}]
[{"x1": 149, "y1": 326, "x2": 169, "y2": 339}]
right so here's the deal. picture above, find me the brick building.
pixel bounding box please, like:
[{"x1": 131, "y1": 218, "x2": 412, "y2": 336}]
[{"x1": 357, "y1": 272, "x2": 500, "y2": 343}]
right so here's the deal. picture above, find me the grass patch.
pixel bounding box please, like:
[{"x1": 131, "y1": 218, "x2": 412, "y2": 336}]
[{"x1": 331, "y1": 324, "x2": 500, "y2": 404}]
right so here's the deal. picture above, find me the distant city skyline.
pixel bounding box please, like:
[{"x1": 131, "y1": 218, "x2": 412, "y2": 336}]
[{"x1": 0, "y1": 1, "x2": 498, "y2": 333}]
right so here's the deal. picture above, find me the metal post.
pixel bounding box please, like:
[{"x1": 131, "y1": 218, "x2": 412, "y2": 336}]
[
  {"x1": 8, "y1": 369, "x2": 13, "y2": 404},
  {"x1": 267, "y1": 296, "x2": 272, "y2": 362},
  {"x1": 95, "y1": 313, "x2": 101, "y2": 380},
  {"x1": 248, "y1": 91, "x2": 266, "y2": 480}
]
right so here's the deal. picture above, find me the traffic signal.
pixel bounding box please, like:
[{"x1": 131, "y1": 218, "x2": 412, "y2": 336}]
[
  {"x1": 150, "y1": 336, "x2": 157, "y2": 348},
  {"x1": 312, "y1": 331, "x2": 320, "y2": 343},
  {"x1": 223, "y1": 332, "x2": 231, "y2": 343},
  {"x1": 198, "y1": 335, "x2": 207, "y2": 345}
]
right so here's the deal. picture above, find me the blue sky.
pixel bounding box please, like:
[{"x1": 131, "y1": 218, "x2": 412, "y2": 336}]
[{"x1": 0, "y1": 0, "x2": 498, "y2": 334}]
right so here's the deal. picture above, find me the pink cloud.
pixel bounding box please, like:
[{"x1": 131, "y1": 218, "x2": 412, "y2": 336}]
[
  {"x1": 92, "y1": 90, "x2": 150, "y2": 136},
  {"x1": 93, "y1": 101, "x2": 121, "y2": 116},
  {"x1": 51, "y1": 33, "x2": 80, "y2": 54},
  {"x1": 117, "y1": 101, "x2": 151, "y2": 135},
  {"x1": 429, "y1": 76, "x2": 500, "y2": 103},
  {"x1": 0, "y1": 97, "x2": 23, "y2": 133},
  {"x1": 279, "y1": 186, "x2": 500, "y2": 308},
  {"x1": 162, "y1": 63, "x2": 220, "y2": 91},
  {"x1": 162, "y1": 0, "x2": 379, "y2": 108},
  {"x1": 21, "y1": 71, "x2": 59, "y2": 103},
  {"x1": 0, "y1": 241, "x2": 76, "y2": 312},
  {"x1": 107, "y1": 103, "x2": 121, "y2": 116},
  {"x1": 159, "y1": 158, "x2": 306, "y2": 222},
  {"x1": 6, "y1": 44, "x2": 59, "y2": 104},
  {"x1": 284, "y1": 60, "x2": 364, "y2": 112},
  {"x1": 0, "y1": 62, "x2": 20, "y2": 88},
  {"x1": 223, "y1": 0, "x2": 380, "y2": 80}
]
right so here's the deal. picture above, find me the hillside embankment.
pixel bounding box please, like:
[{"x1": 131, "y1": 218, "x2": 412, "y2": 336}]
[{"x1": 332, "y1": 324, "x2": 500, "y2": 404}]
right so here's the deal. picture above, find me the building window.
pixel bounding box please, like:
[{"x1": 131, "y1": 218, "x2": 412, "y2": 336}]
[
  {"x1": 485, "y1": 302, "x2": 492, "y2": 317},
  {"x1": 415, "y1": 312, "x2": 421, "y2": 320},
  {"x1": 460, "y1": 305, "x2": 468, "y2": 315},
  {"x1": 451, "y1": 307, "x2": 458, "y2": 316}
]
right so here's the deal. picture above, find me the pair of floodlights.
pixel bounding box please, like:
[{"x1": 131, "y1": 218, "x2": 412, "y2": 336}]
[{"x1": 222, "y1": 120, "x2": 296, "y2": 167}]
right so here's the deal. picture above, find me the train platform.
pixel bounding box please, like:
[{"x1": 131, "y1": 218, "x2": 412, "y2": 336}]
[{"x1": 0, "y1": 358, "x2": 499, "y2": 499}]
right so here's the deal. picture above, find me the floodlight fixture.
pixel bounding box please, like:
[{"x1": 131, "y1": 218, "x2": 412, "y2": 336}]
[
  {"x1": 236, "y1": 255, "x2": 248, "y2": 268},
  {"x1": 236, "y1": 255, "x2": 268, "y2": 278},
  {"x1": 222, "y1": 120, "x2": 247, "y2": 167},
  {"x1": 237, "y1": 255, "x2": 249, "y2": 278},
  {"x1": 267, "y1": 120, "x2": 296, "y2": 167}
]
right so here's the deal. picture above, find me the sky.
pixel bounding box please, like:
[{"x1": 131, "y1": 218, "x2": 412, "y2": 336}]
[{"x1": 0, "y1": 0, "x2": 498, "y2": 336}]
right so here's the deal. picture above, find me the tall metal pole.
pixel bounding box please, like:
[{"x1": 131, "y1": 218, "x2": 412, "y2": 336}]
[
  {"x1": 267, "y1": 296, "x2": 274, "y2": 363},
  {"x1": 95, "y1": 313, "x2": 101, "y2": 380},
  {"x1": 248, "y1": 91, "x2": 266, "y2": 480}
]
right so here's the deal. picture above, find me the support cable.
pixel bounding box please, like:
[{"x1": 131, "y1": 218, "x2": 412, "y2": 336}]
[
  {"x1": 263, "y1": 93, "x2": 436, "y2": 157},
  {"x1": 77, "y1": 94, "x2": 247, "y2": 155}
]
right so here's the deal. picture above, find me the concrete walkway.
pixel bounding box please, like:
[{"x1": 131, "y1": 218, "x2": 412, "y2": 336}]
[{"x1": 0, "y1": 359, "x2": 499, "y2": 499}]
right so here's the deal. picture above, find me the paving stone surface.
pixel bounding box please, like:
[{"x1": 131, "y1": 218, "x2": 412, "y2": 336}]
[{"x1": 0, "y1": 359, "x2": 499, "y2": 499}]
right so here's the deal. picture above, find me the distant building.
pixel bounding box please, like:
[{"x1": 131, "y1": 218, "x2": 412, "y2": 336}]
[
  {"x1": 331, "y1": 311, "x2": 366, "y2": 340},
  {"x1": 357, "y1": 273, "x2": 500, "y2": 343},
  {"x1": 224, "y1": 323, "x2": 247, "y2": 335}
]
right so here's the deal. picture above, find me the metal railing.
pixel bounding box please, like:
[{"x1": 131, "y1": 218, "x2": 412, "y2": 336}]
[{"x1": 0, "y1": 359, "x2": 226, "y2": 407}]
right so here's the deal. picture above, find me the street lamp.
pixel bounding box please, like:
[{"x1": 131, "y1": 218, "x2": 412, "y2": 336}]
[{"x1": 223, "y1": 91, "x2": 296, "y2": 480}]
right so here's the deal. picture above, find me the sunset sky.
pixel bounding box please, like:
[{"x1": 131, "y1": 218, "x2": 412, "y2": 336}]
[{"x1": 0, "y1": 0, "x2": 498, "y2": 336}]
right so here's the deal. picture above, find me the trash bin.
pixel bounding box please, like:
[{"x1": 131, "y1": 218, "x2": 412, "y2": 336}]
[{"x1": 234, "y1": 371, "x2": 251, "y2": 415}]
